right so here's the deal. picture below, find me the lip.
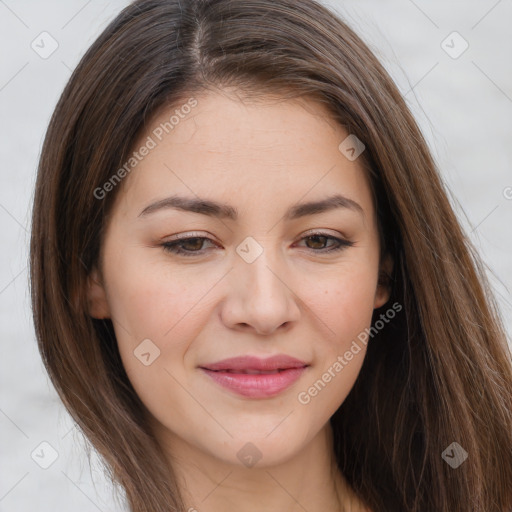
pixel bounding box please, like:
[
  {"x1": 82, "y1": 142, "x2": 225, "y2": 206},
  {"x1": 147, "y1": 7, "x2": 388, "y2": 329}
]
[{"x1": 199, "y1": 355, "x2": 309, "y2": 398}]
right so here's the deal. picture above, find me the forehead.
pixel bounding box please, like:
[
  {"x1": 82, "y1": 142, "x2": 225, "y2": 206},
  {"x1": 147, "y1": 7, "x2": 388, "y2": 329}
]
[{"x1": 112, "y1": 88, "x2": 375, "y2": 222}]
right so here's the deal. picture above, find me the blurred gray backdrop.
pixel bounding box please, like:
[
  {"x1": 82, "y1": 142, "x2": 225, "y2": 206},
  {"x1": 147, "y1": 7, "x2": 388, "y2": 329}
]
[{"x1": 1, "y1": 1, "x2": 511, "y2": 511}]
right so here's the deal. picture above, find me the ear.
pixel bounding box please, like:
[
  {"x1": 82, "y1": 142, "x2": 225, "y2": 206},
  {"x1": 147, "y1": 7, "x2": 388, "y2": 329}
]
[
  {"x1": 86, "y1": 267, "x2": 111, "y2": 319},
  {"x1": 374, "y1": 253, "x2": 394, "y2": 309}
]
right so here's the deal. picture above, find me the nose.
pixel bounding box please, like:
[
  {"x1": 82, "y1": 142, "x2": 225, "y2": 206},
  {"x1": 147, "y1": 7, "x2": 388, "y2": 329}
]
[{"x1": 220, "y1": 248, "x2": 301, "y2": 336}]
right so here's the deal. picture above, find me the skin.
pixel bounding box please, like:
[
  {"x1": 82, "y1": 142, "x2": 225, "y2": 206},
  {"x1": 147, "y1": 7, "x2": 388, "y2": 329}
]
[{"x1": 87, "y1": 87, "x2": 392, "y2": 511}]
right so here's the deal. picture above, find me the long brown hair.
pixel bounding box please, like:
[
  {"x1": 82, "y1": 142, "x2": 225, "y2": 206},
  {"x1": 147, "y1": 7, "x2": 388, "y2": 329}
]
[{"x1": 29, "y1": 0, "x2": 512, "y2": 511}]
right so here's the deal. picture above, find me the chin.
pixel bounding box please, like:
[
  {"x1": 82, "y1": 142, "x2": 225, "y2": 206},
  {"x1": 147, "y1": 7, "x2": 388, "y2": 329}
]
[{"x1": 210, "y1": 424, "x2": 313, "y2": 468}]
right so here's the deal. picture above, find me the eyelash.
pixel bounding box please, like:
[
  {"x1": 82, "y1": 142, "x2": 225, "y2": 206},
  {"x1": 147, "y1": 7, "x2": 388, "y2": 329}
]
[{"x1": 161, "y1": 232, "x2": 355, "y2": 257}]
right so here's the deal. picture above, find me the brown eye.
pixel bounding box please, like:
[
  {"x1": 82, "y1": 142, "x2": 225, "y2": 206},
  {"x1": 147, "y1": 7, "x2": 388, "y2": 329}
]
[
  {"x1": 178, "y1": 237, "x2": 205, "y2": 251},
  {"x1": 305, "y1": 234, "x2": 330, "y2": 249},
  {"x1": 161, "y1": 233, "x2": 354, "y2": 258},
  {"x1": 162, "y1": 236, "x2": 217, "y2": 256},
  {"x1": 298, "y1": 233, "x2": 354, "y2": 253}
]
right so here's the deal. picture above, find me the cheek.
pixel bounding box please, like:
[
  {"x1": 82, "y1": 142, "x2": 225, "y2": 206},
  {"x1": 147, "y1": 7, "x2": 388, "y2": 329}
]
[
  {"x1": 296, "y1": 261, "x2": 378, "y2": 405},
  {"x1": 103, "y1": 263, "x2": 206, "y2": 431},
  {"x1": 308, "y1": 262, "x2": 378, "y2": 346},
  {"x1": 103, "y1": 243, "x2": 213, "y2": 339},
  {"x1": 101, "y1": 250, "x2": 211, "y2": 385}
]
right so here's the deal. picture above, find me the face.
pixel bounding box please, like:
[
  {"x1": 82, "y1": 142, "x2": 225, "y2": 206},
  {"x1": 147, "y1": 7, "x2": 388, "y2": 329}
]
[{"x1": 87, "y1": 88, "x2": 391, "y2": 469}]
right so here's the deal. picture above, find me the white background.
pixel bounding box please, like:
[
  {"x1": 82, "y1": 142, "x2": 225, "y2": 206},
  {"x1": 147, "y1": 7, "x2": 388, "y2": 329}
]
[{"x1": 1, "y1": 1, "x2": 511, "y2": 510}]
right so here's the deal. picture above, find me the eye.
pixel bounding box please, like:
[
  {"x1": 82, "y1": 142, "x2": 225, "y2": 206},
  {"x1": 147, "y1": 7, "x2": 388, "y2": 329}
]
[
  {"x1": 294, "y1": 232, "x2": 355, "y2": 253},
  {"x1": 161, "y1": 231, "x2": 354, "y2": 257},
  {"x1": 161, "y1": 234, "x2": 217, "y2": 257}
]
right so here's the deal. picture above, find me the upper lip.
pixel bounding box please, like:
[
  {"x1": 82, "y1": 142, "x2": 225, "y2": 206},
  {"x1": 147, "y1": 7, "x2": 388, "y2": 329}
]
[{"x1": 200, "y1": 355, "x2": 308, "y2": 372}]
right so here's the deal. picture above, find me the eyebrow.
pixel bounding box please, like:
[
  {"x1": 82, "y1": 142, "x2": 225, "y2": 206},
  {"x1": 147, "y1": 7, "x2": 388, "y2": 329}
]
[{"x1": 137, "y1": 193, "x2": 364, "y2": 221}]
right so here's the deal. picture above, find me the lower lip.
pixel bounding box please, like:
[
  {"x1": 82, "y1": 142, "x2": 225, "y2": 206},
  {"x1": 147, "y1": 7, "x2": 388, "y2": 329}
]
[{"x1": 200, "y1": 367, "x2": 308, "y2": 398}]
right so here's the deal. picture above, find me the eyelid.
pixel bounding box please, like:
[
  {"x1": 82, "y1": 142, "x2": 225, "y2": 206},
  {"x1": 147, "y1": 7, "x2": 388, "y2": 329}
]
[
  {"x1": 165, "y1": 231, "x2": 215, "y2": 241},
  {"x1": 163, "y1": 229, "x2": 348, "y2": 243},
  {"x1": 170, "y1": 231, "x2": 205, "y2": 238},
  {"x1": 299, "y1": 227, "x2": 348, "y2": 239}
]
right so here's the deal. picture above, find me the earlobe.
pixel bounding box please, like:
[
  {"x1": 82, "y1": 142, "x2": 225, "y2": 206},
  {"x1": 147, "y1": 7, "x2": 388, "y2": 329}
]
[
  {"x1": 86, "y1": 267, "x2": 111, "y2": 319},
  {"x1": 374, "y1": 254, "x2": 393, "y2": 309}
]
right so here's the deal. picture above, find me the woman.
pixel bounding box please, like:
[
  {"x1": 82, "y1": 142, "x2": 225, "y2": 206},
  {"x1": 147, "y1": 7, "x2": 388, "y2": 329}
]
[{"x1": 29, "y1": 0, "x2": 512, "y2": 511}]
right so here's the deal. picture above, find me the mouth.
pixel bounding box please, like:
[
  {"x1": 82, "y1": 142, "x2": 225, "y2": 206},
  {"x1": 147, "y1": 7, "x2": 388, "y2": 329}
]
[{"x1": 199, "y1": 355, "x2": 309, "y2": 398}]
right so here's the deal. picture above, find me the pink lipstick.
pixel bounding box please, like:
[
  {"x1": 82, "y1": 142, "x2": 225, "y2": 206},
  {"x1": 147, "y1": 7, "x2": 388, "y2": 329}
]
[{"x1": 199, "y1": 355, "x2": 309, "y2": 398}]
